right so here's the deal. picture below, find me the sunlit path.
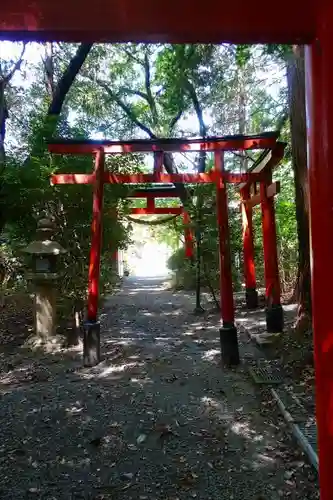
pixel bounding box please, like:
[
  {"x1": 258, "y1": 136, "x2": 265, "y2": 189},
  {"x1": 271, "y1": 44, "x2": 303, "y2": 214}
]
[{"x1": 124, "y1": 227, "x2": 173, "y2": 278}]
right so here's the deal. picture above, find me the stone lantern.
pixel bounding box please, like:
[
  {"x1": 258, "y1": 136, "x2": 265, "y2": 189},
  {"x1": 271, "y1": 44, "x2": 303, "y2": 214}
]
[{"x1": 23, "y1": 217, "x2": 66, "y2": 344}]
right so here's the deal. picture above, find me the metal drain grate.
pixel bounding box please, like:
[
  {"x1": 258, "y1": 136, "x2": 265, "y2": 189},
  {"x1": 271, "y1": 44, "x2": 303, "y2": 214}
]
[
  {"x1": 299, "y1": 422, "x2": 318, "y2": 453},
  {"x1": 249, "y1": 366, "x2": 284, "y2": 385}
]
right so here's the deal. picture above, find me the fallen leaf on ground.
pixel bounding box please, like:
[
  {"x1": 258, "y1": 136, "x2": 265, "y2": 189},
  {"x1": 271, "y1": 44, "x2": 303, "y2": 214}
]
[
  {"x1": 137, "y1": 433, "x2": 147, "y2": 444},
  {"x1": 89, "y1": 437, "x2": 103, "y2": 447},
  {"x1": 121, "y1": 472, "x2": 134, "y2": 480},
  {"x1": 121, "y1": 482, "x2": 133, "y2": 491},
  {"x1": 179, "y1": 471, "x2": 198, "y2": 488},
  {"x1": 155, "y1": 423, "x2": 176, "y2": 439}
]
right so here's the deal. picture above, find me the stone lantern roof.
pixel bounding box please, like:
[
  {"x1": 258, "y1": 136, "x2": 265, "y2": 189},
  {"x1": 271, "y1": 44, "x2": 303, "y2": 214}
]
[{"x1": 23, "y1": 217, "x2": 66, "y2": 256}]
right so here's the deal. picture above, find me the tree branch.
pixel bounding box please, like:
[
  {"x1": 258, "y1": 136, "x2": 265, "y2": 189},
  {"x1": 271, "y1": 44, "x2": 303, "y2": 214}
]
[
  {"x1": 144, "y1": 52, "x2": 159, "y2": 126},
  {"x1": 184, "y1": 78, "x2": 207, "y2": 138},
  {"x1": 123, "y1": 49, "x2": 145, "y2": 66},
  {"x1": 42, "y1": 42, "x2": 55, "y2": 98},
  {"x1": 276, "y1": 109, "x2": 289, "y2": 132},
  {"x1": 48, "y1": 43, "x2": 93, "y2": 115},
  {"x1": 119, "y1": 87, "x2": 150, "y2": 102},
  {"x1": 89, "y1": 75, "x2": 190, "y2": 205},
  {"x1": 93, "y1": 77, "x2": 156, "y2": 139},
  {"x1": 184, "y1": 78, "x2": 207, "y2": 173},
  {"x1": 169, "y1": 109, "x2": 184, "y2": 133},
  {"x1": 231, "y1": 151, "x2": 255, "y2": 162},
  {"x1": 3, "y1": 43, "x2": 26, "y2": 84}
]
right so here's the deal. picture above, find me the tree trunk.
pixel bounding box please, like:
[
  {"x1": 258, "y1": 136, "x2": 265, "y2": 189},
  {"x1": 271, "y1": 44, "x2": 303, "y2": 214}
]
[
  {"x1": 44, "y1": 42, "x2": 55, "y2": 98},
  {"x1": 184, "y1": 79, "x2": 207, "y2": 313},
  {"x1": 287, "y1": 45, "x2": 312, "y2": 334},
  {"x1": 0, "y1": 82, "x2": 7, "y2": 171},
  {"x1": 238, "y1": 66, "x2": 248, "y2": 170},
  {"x1": 0, "y1": 81, "x2": 8, "y2": 232}
]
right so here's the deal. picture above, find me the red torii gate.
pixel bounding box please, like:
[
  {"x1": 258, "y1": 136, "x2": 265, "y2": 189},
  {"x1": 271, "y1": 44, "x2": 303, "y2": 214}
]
[
  {"x1": 126, "y1": 190, "x2": 194, "y2": 259},
  {"x1": 240, "y1": 143, "x2": 285, "y2": 332},
  {"x1": 48, "y1": 132, "x2": 283, "y2": 368},
  {"x1": 109, "y1": 189, "x2": 194, "y2": 268}
]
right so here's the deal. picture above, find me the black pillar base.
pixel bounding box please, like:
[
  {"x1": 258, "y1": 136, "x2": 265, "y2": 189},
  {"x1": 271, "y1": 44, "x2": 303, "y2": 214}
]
[
  {"x1": 193, "y1": 305, "x2": 206, "y2": 315},
  {"x1": 83, "y1": 321, "x2": 101, "y2": 367},
  {"x1": 245, "y1": 287, "x2": 258, "y2": 309},
  {"x1": 265, "y1": 304, "x2": 284, "y2": 333},
  {"x1": 219, "y1": 324, "x2": 240, "y2": 367}
]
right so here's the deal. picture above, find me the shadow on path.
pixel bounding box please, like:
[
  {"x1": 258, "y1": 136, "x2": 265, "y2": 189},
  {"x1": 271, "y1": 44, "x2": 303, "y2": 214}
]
[{"x1": 0, "y1": 277, "x2": 318, "y2": 499}]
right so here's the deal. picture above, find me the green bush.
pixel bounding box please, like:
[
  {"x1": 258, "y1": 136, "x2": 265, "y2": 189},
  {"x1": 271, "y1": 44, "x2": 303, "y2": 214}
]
[{"x1": 167, "y1": 248, "x2": 196, "y2": 290}]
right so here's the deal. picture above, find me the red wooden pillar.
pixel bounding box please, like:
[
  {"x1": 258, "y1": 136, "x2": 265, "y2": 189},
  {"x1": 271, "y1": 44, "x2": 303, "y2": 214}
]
[
  {"x1": 260, "y1": 174, "x2": 283, "y2": 332},
  {"x1": 215, "y1": 150, "x2": 239, "y2": 366},
  {"x1": 147, "y1": 196, "x2": 155, "y2": 212},
  {"x1": 306, "y1": 13, "x2": 333, "y2": 498},
  {"x1": 84, "y1": 149, "x2": 105, "y2": 367},
  {"x1": 241, "y1": 186, "x2": 258, "y2": 309},
  {"x1": 183, "y1": 211, "x2": 194, "y2": 259}
]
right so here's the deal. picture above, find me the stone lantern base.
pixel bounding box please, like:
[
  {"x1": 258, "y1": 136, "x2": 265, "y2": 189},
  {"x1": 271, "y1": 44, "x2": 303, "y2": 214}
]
[{"x1": 25, "y1": 273, "x2": 65, "y2": 349}]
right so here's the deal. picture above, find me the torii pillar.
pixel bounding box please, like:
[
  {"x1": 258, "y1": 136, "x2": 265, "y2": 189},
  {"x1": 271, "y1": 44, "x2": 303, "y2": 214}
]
[
  {"x1": 215, "y1": 150, "x2": 240, "y2": 366},
  {"x1": 84, "y1": 149, "x2": 105, "y2": 367},
  {"x1": 260, "y1": 172, "x2": 283, "y2": 332},
  {"x1": 306, "y1": 12, "x2": 333, "y2": 499},
  {"x1": 241, "y1": 185, "x2": 258, "y2": 309}
]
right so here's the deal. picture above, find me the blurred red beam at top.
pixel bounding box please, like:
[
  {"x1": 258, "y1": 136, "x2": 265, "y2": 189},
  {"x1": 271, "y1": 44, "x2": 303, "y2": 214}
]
[
  {"x1": 51, "y1": 172, "x2": 260, "y2": 185},
  {"x1": 47, "y1": 133, "x2": 278, "y2": 154},
  {"x1": 50, "y1": 173, "x2": 95, "y2": 185}
]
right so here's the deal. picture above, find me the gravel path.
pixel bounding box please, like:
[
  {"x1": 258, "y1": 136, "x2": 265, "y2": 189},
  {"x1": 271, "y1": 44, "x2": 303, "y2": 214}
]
[{"x1": 0, "y1": 277, "x2": 318, "y2": 499}]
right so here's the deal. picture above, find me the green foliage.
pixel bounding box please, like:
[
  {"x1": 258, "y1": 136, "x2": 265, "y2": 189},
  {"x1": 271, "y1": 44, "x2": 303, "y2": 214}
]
[
  {"x1": 264, "y1": 44, "x2": 292, "y2": 60},
  {"x1": 235, "y1": 45, "x2": 252, "y2": 68},
  {"x1": 2, "y1": 110, "x2": 138, "y2": 316},
  {"x1": 167, "y1": 247, "x2": 196, "y2": 290}
]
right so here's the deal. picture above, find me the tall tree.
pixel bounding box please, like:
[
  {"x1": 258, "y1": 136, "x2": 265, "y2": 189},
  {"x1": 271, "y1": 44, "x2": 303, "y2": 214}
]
[
  {"x1": 286, "y1": 45, "x2": 311, "y2": 332},
  {"x1": 0, "y1": 43, "x2": 26, "y2": 232},
  {"x1": 31, "y1": 43, "x2": 93, "y2": 154},
  {"x1": 0, "y1": 42, "x2": 93, "y2": 234}
]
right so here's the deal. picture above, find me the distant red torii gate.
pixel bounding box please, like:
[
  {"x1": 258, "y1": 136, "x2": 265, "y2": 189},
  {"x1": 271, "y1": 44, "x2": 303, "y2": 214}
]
[
  {"x1": 126, "y1": 192, "x2": 194, "y2": 259},
  {"x1": 48, "y1": 133, "x2": 283, "y2": 368},
  {"x1": 239, "y1": 143, "x2": 285, "y2": 332},
  {"x1": 110, "y1": 190, "x2": 194, "y2": 263}
]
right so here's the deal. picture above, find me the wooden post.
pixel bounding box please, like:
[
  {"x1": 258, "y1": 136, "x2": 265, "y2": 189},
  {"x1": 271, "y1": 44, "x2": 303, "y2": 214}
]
[
  {"x1": 215, "y1": 150, "x2": 239, "y2": 366},
  {"x1": 154, "y1": 151, "x2": 164, "y2": 180},
  {"x1": 260, "y1": 174, "x2": 283, "y2": 332},
  {"x1": 241, "y1": 186, "x2": 258, "y2": 308},
  {"x1": 84, "y1": 149, "x2": 105, "y2": 367},
  {"x1": 305, "y1": 13, "x2": 333, "y2": 498}
]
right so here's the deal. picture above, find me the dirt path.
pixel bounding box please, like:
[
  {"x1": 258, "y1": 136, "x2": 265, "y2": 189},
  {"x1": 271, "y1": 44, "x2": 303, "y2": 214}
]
[{"x1": 0, "y1": 277, "x2": 318, "y2": 499}]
